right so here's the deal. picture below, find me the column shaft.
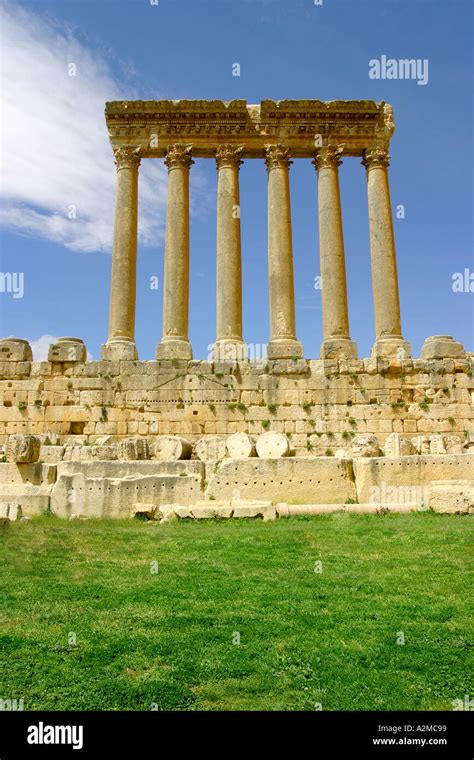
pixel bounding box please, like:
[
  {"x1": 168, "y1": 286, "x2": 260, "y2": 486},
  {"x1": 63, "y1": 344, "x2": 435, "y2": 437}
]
[
  {"x1": 314, "y1": 146, "x2": 357, "y2": 359},
  {"x1": 156, "y1": 144, "x2": 193, "y2": 360},
  {"x1": 265, "y1": 144, "x2": 303, "y2": 360},
  {"x1": 103, "y1": 146, "x2": 141, "y2": 360},
  {"x1": 363, "y1": 147, "x2": 410, "y2": 359},
  {"x1": 213, "y1": 145, "x2": 246, "y2": 361}
]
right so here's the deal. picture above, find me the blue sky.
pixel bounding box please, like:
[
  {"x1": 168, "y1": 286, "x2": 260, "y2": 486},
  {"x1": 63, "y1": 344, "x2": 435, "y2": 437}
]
[{"x1": 0, "y1": 0, "x2": 472, "y2": 360}]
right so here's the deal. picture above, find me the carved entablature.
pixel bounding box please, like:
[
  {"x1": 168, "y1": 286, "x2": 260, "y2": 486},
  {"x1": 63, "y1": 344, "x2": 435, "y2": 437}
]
[{"x1": 105, "y1": 100, "x2": 394, "y2": 158}]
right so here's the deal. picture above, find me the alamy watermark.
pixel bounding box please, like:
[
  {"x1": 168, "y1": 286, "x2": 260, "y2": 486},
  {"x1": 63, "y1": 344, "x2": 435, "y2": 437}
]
[
  {"x1": 369, "y1": 55, "x2": 429, "y2": 86},
  {"x1": 0, "y1": 272, "x2": 24, "y2": 299}
]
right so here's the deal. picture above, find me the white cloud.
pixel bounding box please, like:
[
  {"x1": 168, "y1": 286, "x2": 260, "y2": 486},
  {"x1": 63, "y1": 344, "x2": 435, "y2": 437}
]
[
  {"x1": 29, "y1": 334, "x2": 58, "y2": 361},
  {"x1": 29, "y1": 335, "x2": 93, "y2": 361},
  {"x1": 0, "y1": 3, "x2": 169, "y2": 253}
]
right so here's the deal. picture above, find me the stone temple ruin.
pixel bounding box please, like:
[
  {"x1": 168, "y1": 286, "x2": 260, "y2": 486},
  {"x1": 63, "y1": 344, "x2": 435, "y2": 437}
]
[{"x1": 0, "y1": 100, "x2": 472, "y2": 522}]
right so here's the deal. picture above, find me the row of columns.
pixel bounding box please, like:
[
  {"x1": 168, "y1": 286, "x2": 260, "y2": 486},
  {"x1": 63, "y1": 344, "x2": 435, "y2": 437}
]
[{"x1": 103, "y1": 142, "x2": 410, "y2": 362}]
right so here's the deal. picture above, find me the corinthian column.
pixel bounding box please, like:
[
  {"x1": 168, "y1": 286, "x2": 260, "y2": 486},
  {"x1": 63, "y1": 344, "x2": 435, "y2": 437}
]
[
  {"x1": 265, "y1": 144, "x2": 303, "y2": 360},
  {"x1": 212, "y1": 144, "x2": 246, "y2": 362},
  {"x1": 156, "y1": 144, "x2": 194, "y2": 360},
  {"x1": 363, "y1": 146, "x2": 411, "y2": 359},
  {"x1": 313, "y1": 145, "x2": 358, "y2": 359},
  {"x1": 102, "y1": 146, "x2": 141, "y2": 361}
]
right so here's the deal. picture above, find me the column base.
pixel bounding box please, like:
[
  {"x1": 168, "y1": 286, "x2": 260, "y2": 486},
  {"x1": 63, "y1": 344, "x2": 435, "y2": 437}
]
[
  {"x1": 101, "y1": 339, "x2": 138, "y2": 361},
  {"x1": 266, "y1": 338, "x2": 304, "y2": 360},
  {"x1": 211, "y1": 340, "x2": 247, "y2": 362},
  {"x1": 320, "y1": 337, "x2": 358, "y2": 360},
  {"x1": 371, "y1": 336, "x2": 411, "y2": 360},
  {"x1": 420, "y1": 335, "x2": 465, "y2": 360},
  {"x1": 156, "y1": 338, "x2": 193, "y2": 360}
]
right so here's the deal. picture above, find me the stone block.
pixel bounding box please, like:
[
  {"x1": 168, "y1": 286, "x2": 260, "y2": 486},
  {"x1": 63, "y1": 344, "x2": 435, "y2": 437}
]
[
  {"x1": 39, "y1": 445, "x2": 65, "y2": 463},
  {"x1": 428, "y1": 480, "x2": 473, "y2": 514},
  {"x1": 6, "y1": 435, "x2": 40, "y2": 463},
  {"x1": 118, "y1": 437, "x2": 149, "y2": 461},
  {"x1": 350, "y1": 435, "x2": 382, "y2": 458},
  {"x1": 421, "y1": 335, "x2": 465, "y2": 360},
  {"x1": 0, "y1": 339, "x2": 32, "y2": 362},
  {"x1": 384, "y1": 433, "x2": 416, "y2": 457},
  {"x1": 48, "y1": 338, "x2": 87, "y2": 363},
  {"x1": 205, "y1": 457, "x2": 356, "y2": 504}
]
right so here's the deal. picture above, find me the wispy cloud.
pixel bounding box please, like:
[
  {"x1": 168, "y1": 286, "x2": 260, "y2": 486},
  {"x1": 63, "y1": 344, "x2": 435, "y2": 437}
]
[{"x1": 0, "y1": 3, "x2": 168, "y2": 253}]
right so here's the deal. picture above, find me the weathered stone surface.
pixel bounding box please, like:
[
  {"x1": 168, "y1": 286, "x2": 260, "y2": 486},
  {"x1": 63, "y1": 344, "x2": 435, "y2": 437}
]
[
  {"x1": 118, "y1": 437, "x2": 149, "y2": 461},
  {"x1": 354, "y1": 454, "x2": 474, "y2": 504},
  {"x1": 6, "y1": 435, "x2": 40, "y2": 463},
  {"x1": 90, "y1": 445, "x2": 118, "y2": 461},
  {"x1": 154, "y1": 436, "x2": 192, "y2": 461},
  {"x1": 48, "y1": 337, "x2": 87, "y2": 363},
  {"x1": 350, "y1": 435, "x2": 382, "y2": 458},
  {"x1": 226, "y1": 432, "x2": 256, "y2": 459},
  {"x1": 256, "y1": 432, "x2": 295, "y2": 459},
  {"x1": 421, "y1": 335, "x2": 465, "y2": 360},
  {"x1": 0, "y1": 502, "x2": 22, "y2": 522},
  {"x1": 384, "y1": 433, "x2": 416, "y2": 457},
  {"x1": 51, "y1": 461, "x2": 204, "y2": 518},
  {"x1": 39, "y1": 445, "x2": 65, "y2": 464},
  {"x1": 195, "y1": 436, "x2": 227, "y2": 462},
  {"x1": 428, "y1": 480, "x2": 474, "y2": 514},
  {"x1": 205, "y1": 456, "x2": 356, "y2": 504}
]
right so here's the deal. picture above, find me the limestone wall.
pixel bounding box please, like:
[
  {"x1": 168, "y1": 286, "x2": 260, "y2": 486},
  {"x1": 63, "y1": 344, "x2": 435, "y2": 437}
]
[{"x1": 0, "y1": 355, "x2": 472, "y2": 456}]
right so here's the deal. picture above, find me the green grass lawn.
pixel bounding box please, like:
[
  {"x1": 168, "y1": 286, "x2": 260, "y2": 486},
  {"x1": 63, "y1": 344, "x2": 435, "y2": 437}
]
[{"x1": 0, "y1": 513, "x2": 472, "y2": 711}]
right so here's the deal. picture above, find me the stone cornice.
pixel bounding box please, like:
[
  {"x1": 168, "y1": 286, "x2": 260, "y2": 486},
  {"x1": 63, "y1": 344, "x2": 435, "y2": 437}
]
[{"x1": 105, "y1": 99, "x2": 395, "y2": 159}]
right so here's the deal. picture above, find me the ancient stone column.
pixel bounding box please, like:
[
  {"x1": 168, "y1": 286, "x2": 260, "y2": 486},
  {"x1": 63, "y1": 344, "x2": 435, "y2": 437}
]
[
  {"x1": 102, "y1": 146, "x2": 141, "y2": 361},
  {"x1": 363, "y1": 146, "x2": 411, "y2": 359},
  {"x1": 212, "y1": 144, "x2": 246, "y2": 362},
  {"x1": 313, "y1": 145, "x2": 358, "y2": 359},
  {"x1": 265, "y1": 144, "x2": 303, "y2": 359},
  {"x1": 156, "y1": 144, "x2": 194, "y2": 360}
]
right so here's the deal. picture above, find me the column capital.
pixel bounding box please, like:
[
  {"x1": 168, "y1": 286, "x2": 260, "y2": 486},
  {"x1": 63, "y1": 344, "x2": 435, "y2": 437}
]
[
  {"x1": 362, "y1": 146, "x2": 390, "y2": 171},
  {"x1": 215, "y1": 144, "x2": 244, "y2": 170},
  {"x1": 165, "y1": 143, "x2": 194, "y2": 172},
  {"x1": 265, "y1": 143, "x2": 292, "y2": 172},
  {"x1": 113, "y1": 146, "x2": 141, "y2": 171},
  {"x1": 312, "y1": 145, "x2": 344, "y2": 171}
]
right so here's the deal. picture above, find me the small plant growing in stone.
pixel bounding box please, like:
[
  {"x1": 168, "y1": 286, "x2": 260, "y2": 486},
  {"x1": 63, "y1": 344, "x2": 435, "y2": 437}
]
[
  {"x1": 325, "y1": 448, "x2": 334, "y2": 456},
  {"x1": 226, "y1": 403, "x2": 237, "y2": 411},
  {"x1": 301, "y1": 401, "x2": 312, "y2": 413},
  {"x1": 345, "y1": 497, "x2": 358, "y2": 504},
  {"x1": 391, "y1": 399, "x2": 405, "y2": 410},
  {"x1": 17, "y1": 401, "x2": 27, "y2": 411},
  {"x1": 116, "y1": 381, "x2": 122, "y2": 391},
  {"x1": 327, "y1": 431, "x2": 334, "y2": 439},
  {"x1": 348, "y1": 417, "x2": 357, "y2": 427},
  {"x1": 209, "y1": 495, "x2": 216, "y2": 501},
  {"x1": 418, "y1": 398, "x2": 430, "y2": 411},
  {"x1": 346, "y1": 400, "x2": 353, "y2": 407},
  {"x1": 306, "y1": 440, "x2": 314, "y2": 451},
  {"x1": 34, "y1": 399, "x2": 42, "y2": 407},
  {"x1": 67, "y1": 381, "x2": 73, "y2": 390},
  {"x1": 263, "y1": 364, "x2": 270, "y2": 374},
  {"x1": 179, "y1": 471, "x2": 187, "y2": 477},
  {"x1": 84, "y1": 403, "x2": 91, "y2": 411},
  {"x1": 342, "y1": 431, "x2": 350, "y2": 440},
  {"x1": 308, "y1": 418, "x2": 316, "y2": 427},
  {"x1": 215, "y1": 372, "x2": 224, "y2": 379},
  {"x1": 261, "y1": 419, "x2": 270, "y2": 429},
  {"x1": 448, "y1": 416, "x2": 455, "y2": 427},
  {"x1": 267, "y1": 403, "x2": 277, "y2": 414},
  {"x1": 208, "y1": 403, "x2": 216, "y2": 413},
  {"x1": 442, "y1": 386, "x2": 450, "y2": 395},
  {"x1": 236, "y1": 402, "x2": 247, "y2": 413},
  {"x1": 100, "y1": 406, "x2": 108, "y2": 422},
  {"x1": 171, "y1": 358, "x2": 179, "y2": 367}
]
